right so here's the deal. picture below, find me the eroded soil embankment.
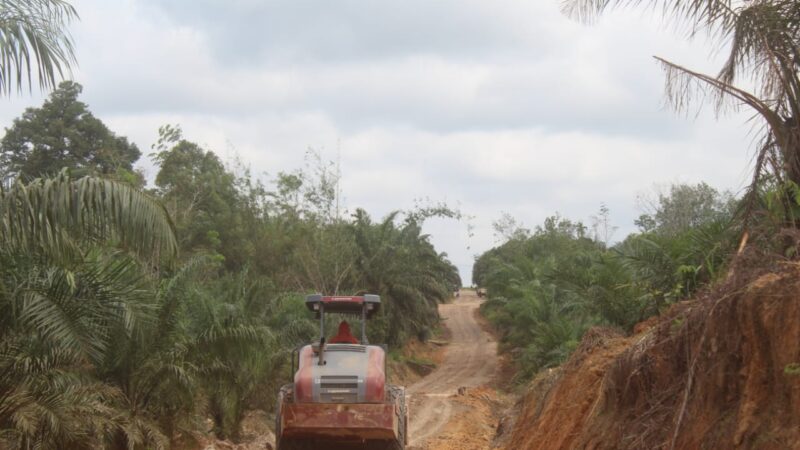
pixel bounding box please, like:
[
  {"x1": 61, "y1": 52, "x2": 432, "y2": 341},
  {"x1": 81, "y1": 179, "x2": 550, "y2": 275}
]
[{"x1": 504, "y1": 259, "x2": 800, "y2": 450}]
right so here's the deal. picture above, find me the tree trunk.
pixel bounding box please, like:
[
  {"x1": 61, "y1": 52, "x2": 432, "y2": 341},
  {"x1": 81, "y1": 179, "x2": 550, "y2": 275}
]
[{"x1": 780, "y1": 124, "x2": 800, "y2": 229}]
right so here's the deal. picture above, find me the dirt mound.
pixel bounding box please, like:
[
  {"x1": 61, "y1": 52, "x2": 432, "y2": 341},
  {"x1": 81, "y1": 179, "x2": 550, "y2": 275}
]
[
  {"x1": 423, "y1": 387, "x2": 510, "y2": 450},
  {"x1": 388, "y1": 337, "x2": 448, "y2": 386},
  {"x1": 174, "y1": 410, "x2": 276, "y2": 450},
  {"x1": 504, "y1": 261, "x2": 800, "y2": 449}
]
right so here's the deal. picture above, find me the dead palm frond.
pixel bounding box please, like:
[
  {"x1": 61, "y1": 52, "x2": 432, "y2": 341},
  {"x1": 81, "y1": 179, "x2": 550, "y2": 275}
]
[{"x1": 563, "y1": 0, "x2": 800, "y2": 225}]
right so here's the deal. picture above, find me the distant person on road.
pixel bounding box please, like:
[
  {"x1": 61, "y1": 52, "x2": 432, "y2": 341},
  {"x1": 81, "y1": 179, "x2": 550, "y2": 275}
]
[{"x1": 329, "y1": 320, "x2": 359, "y2": 344}]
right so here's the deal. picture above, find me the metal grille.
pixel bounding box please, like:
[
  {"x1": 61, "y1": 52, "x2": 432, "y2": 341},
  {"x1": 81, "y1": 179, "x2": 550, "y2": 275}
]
[
  {"x1": 320, "y1": 375, "x2": 359, "y2": 403},
  {"x1": 320, "y1": 375, "x2": 358, "y2": 387}
]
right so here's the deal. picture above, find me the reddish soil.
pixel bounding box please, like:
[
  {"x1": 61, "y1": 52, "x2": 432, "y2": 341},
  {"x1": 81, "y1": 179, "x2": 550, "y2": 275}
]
[
  {"x1": 175, "y1": 410, "x2": 276, "y2": 450},
  {"x1": 407, "y1": 290, "x2": 502, "y2": 449},
  {"x1": 425, "y1": 387, "x2": 510, "y2": 450},
  {"x1": 504, "y1": 260, "x2": 800, "y2": 450},
  {"x1": 388, "y1": 337, "x2": 448, "y2": 387}
]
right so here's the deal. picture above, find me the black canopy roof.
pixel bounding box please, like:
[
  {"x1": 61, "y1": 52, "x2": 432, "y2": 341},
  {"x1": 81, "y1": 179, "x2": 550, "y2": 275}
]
[{"x1": 305, "y1": 294, "x2": 381, "y2": 318}]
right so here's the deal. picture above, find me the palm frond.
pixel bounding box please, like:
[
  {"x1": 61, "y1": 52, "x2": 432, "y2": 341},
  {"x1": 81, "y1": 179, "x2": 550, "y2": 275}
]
[
  {"x1": 0, "y1": 172, "x2": 178, "y2": 266},
  {"x1": 562, "y1": 0, "x2": 738, "y2": 31},
  {"x1": 563, "y1": 0, "x2": 800, "y2": 223},
  {"x1": 0, "y1": 0, "x2": 78, "y2": 95}
]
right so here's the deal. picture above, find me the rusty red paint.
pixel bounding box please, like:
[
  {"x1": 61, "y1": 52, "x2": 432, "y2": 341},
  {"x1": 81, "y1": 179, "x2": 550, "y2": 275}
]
[
  {"x1": 294, "y1": 346, "x2": 314, "y2": 402},
  {"x1": 281, "y1": 403, "x2": 398, "y2": 441},
  {"x1": 365, "y1": 347, "x2": 385, "y2": 402}
]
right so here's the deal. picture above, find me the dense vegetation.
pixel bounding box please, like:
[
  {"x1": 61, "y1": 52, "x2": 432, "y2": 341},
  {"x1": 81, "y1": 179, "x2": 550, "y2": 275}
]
[
  {"x1": 0, "y1": 83, "x2": 460, "y2": 448},
  {"x1": 473, "y1": 0, "x2": 800, "y2": 386},
  {"x1": 3, "y1": 0, "x2": 799, "y2": 446},
  {"x1": 474, "y1": 185, "x2": 741, "y2": 380}
]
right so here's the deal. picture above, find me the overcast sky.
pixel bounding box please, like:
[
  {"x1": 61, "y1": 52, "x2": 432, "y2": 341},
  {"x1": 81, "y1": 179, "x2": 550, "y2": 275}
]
[{"x1": 0, "y1": 0, "x2": 758, "y2": 283}]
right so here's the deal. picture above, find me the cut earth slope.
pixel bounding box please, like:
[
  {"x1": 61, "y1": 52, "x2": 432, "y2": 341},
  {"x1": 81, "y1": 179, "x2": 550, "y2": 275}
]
[{"x1": 504, "y1": 257, "x2": 800, "y2": 450}]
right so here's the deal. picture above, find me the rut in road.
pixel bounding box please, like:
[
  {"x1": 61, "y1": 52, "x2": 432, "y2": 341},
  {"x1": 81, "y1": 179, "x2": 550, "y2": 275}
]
[{"x1": 406, "y1": 290, "x2": 498, "y2": 448}]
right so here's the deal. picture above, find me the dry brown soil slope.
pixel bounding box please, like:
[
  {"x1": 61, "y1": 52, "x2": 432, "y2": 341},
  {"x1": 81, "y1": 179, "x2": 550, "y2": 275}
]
[
  {"x1": 407, "y1": 290, "x2": 499, "y2": 449},
  {"x1": 504, "y1": 259, "x2": 800, "y2": 450}
]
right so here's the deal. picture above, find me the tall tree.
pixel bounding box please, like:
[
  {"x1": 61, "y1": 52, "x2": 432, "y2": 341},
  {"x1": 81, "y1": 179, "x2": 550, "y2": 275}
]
[
  {"x1": 564, "y1": 0, "x2": 800, "y2": 223},
  {"x1": 0, "y1": 81, "x2": 142, "y2": 182},
  {"x1": 637, "y1": 182, "x2": 733, "y2": 235},
  {"x1": 0, "y1": 0, "x2": 77, "y2": 95},
  {"x1": 151, "y1": 126, "x2": 255, "y2": 269}
]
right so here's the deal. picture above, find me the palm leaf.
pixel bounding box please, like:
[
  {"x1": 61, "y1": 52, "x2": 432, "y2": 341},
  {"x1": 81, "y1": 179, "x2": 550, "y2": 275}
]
[
  {"x1": 0, "y1": 0, "x2": 78, "y2": 95},
  {"x1": 0, "y1": 171, "x2": 178, "y2": 266}
]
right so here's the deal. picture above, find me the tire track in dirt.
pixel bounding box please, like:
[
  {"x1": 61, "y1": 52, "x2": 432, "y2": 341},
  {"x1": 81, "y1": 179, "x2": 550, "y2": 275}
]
[{"x1": 406, "y1": 290, "x2": 498, "y2": 449}]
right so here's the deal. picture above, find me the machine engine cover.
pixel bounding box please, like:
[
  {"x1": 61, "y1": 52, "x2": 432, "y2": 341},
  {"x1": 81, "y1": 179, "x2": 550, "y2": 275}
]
[{"x1": 294, "y1": 344, "x2": 386, "y2": 403}]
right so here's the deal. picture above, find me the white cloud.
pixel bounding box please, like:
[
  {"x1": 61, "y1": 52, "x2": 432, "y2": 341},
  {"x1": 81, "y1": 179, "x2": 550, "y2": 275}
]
[{"x1": 0, "y1": 0, "x2": 760, "y2": 283}]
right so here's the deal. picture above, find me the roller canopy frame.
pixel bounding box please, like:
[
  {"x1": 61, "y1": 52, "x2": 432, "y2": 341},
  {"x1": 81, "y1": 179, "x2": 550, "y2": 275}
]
[{"x1": 305, "y1": 294, "x2": 381, "y2": 318}]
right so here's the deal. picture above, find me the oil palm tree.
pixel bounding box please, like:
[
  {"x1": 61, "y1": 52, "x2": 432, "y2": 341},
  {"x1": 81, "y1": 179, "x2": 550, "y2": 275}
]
[
  {"x1": 0, "y1": 171, "x2": 177, "y2": 448},
  {"x1": 0, "y1": 0, "x2": 78, "y2": 95},
  {"x1": 350, "y1": 209, "x2": 458, "y2": 346},
  {"x1": 188, "y1": 269, "x2": 274, "y2": 440},
  {"x1": 564, "y1": 0, "x2": 800, "y2": 223}
]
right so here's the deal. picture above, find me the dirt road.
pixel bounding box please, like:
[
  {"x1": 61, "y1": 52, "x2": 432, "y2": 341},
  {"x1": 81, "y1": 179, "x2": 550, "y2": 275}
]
[{"x1": 406, "y1": 290, "x2": 498, "y2": 449}]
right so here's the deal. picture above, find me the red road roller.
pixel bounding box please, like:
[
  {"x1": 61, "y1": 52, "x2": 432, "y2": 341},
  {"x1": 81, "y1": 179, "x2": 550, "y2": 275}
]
[{"x1": 275, "y1": 294, "x2": 407, "y2": 450}]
